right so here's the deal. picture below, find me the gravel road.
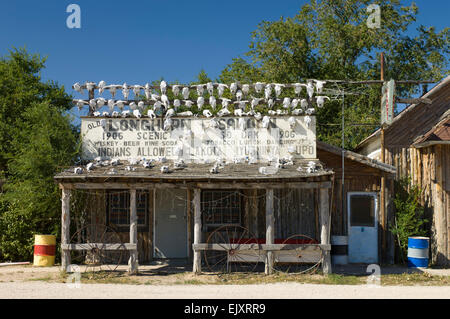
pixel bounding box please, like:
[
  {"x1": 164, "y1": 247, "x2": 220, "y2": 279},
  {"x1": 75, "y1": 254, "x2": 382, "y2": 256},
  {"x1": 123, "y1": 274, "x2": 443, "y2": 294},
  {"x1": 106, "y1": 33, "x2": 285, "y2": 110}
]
[{"x1": 1, "y1": 281, "x2": 449, "y2": 299}]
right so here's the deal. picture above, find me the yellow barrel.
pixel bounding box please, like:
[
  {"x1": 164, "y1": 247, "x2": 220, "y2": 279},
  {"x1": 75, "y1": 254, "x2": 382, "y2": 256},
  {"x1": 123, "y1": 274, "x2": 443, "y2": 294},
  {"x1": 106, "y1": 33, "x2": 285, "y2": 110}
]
[{"x1": 33, "y1": 235, "x2": 56, "y2": 266}]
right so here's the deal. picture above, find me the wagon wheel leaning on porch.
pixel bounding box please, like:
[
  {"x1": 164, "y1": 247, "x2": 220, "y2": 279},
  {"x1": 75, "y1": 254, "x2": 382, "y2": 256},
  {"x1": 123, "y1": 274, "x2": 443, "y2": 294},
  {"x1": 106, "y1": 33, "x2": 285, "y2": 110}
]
[
  {"x1": 69, "y1": 224, "x2": 125, "y2": 274},
  {"x1": 272, "y1": 234, "x2": 323, "y2": 275},
  {"x1": 204, "y1": 225, "x2": 262, "y2": 274}
]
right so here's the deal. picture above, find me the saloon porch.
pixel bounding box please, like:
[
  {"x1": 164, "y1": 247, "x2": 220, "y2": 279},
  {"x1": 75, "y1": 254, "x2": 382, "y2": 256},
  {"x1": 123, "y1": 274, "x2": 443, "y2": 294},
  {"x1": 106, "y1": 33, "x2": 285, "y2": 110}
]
[{"x1": 55, "y1": 159, "x2": 334, "y2": 275}]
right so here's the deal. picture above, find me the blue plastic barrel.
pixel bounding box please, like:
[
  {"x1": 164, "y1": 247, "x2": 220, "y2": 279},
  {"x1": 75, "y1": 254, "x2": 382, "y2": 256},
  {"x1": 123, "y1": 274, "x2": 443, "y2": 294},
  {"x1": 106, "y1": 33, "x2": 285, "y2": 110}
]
[{"x1": 407, "y1": 237, "x2": 429, "y2": 268}]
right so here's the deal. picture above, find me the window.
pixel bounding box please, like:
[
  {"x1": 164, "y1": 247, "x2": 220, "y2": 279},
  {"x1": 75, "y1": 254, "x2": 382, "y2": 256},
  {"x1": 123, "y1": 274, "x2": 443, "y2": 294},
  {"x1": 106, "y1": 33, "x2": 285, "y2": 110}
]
[
  {"x1": 349, "y1": 193, "x2": 376, "y2": 227},
  {"x1": 202, "y1": 190, "x2": 242, "y2": 229},
  {"x1": 107, "y1": 190, "x2": 149, "y2": 231}
]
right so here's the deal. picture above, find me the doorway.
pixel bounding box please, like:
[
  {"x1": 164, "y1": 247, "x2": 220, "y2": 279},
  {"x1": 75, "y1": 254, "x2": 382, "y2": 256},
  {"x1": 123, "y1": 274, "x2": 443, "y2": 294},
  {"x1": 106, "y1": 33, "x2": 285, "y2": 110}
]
[
  {"x1": 347, "y1": 192, "x2": 379, "y2": 263},
  {"x1": 154, "y1": 189, "x2": 188, "y2": 258}
]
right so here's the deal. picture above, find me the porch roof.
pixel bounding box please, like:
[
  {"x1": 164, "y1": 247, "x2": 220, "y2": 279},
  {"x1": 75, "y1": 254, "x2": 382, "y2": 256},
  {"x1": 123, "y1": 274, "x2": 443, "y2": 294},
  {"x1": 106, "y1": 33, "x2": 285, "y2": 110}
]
[{"x1": 54, "y1": 159, "x2": 334, "y2": 187}]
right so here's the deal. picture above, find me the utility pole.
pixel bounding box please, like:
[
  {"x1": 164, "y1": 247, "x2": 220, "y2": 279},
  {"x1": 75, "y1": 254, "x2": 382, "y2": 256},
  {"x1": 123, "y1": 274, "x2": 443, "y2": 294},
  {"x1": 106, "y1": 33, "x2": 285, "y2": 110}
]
[{"x1": 88, "y1": 87, "x2": 95, "y2": 116}]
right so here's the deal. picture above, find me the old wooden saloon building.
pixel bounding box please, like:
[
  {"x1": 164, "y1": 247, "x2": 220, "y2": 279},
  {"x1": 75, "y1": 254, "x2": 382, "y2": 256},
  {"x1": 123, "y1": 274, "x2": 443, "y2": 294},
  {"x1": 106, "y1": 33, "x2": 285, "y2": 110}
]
[
  {"x1": 356, "y1": 75, "x2": 450, "y2": 266},
  {"x1": 55, "y1": 81, "x2": 396, "y2": 274}
]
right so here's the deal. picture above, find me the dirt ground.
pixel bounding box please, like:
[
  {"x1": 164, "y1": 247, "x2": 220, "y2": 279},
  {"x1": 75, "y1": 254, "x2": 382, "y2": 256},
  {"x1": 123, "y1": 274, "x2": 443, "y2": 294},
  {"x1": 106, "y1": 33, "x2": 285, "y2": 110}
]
[
  {"x1": 0, "y1": 279, "x2": 450, "y2": 299},
  {"x1": 0, "y1": 262, "x2": 226, "y2": 286},
  {"x1": 0, "y1": 262, "x2": 449, "y2": 299},
  {"x1": 1, "y1": 262, "x2": 449, "y2": 284}
]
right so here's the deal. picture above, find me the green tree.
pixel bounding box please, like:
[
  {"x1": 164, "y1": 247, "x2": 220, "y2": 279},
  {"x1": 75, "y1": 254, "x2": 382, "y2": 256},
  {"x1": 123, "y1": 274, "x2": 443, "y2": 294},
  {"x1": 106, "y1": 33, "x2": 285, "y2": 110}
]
[
  {"x1": 0, "y1": 48, "x2": 78, "y2": 261},
  {"x1": 0, "y1": 48, "x2": 72, "y2": 174},
  {"x1": 219, "y1": 0, "x2": 449, "y2": 149},
  {"x1": 390, "y1": 177, "x2": 428, "y2": 263},
  {"x1": 193, "y1": 69, "x2": 212, "y2": 84}
]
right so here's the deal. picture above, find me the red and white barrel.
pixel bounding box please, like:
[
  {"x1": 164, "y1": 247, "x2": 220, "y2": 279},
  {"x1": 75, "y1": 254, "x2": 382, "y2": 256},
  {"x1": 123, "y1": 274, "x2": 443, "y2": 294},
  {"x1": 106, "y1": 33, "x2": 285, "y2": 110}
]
[{"x1": 33, "y1": 235, "x2": 56, "y2": 266}]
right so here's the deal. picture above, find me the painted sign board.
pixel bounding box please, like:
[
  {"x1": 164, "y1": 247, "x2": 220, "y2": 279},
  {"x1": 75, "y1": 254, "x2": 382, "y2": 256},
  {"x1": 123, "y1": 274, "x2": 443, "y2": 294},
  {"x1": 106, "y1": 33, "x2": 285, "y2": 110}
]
[
  {"x1": 381, "y1": 79, "x2": 395, "y2": 125},
  {"x1": 81, "y1": 116, "x2": 317, "y2": 162}
]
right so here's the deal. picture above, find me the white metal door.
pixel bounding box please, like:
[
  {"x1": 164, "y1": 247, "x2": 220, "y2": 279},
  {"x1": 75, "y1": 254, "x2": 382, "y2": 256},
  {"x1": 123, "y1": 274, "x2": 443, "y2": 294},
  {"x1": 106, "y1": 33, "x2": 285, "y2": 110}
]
[
  {"x1": 347, "y1": 192, "x2": 378, "y2": 263},
  {"x1": 154, "y1": 189, "x2": 188, "y2": 258}
]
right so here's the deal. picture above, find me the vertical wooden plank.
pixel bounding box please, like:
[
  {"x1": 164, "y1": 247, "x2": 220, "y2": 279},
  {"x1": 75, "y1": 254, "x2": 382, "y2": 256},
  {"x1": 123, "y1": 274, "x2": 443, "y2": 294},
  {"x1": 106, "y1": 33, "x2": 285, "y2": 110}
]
[
  {"x1": 387, "y1": 178, "x2": 395, "y2": 264},
  {"x1": 61, "y1": 187, "x2": 71, "y2": 271},
  {"x1": 433, "y1": 145, "x2": 443, "y2": 265},
  {"x1": 149, "y1": 188, "x2": 154, "y2": 262},
  {"x1": 437, "y1": 146, "x2": 447, "y2": 265},
  {"x1": 243, "y1": 190, "x2": 249, "y2": 231},
  {"x1": 320, "y1": 188, "x2": 331, "y2": 274},
  {"x1": 447, "y1": 190, "x2": 450, "y2": 264},
  {"x1": 445, "y1": 146, "x2": 450, "y2": 264},
  {"x1": 380, "y1": 155, "x2": 386, "y2": 262},
  {"x1": 380, "y1": 173, "x2": 386, "y2": 263},
  {"x1": 393, "y1": 149, "x2": 398, "y2": 179},
  {"x1": 265, "y1": 189, "x2": 274, "y2": 275},
  {"x1": 284, "y1": 189, "x2": 289, "y2": 238},
  {"x1": 446, "y1": 187, "x2": 450, "y2": 264},
  {"x1": 187, "y1": 189, "x2": 192, "y2": 261},
  {"x1": 417, "y1": 148, "x2": 421, "y2": 187},
  {"x1": 415, "y1": 148, "x2": 419, "y2": 186},
  {"x1": 276, "y1": 189, "x2": 282, "y2": 239},
  {"x1": 193, "y1": 188, "x2": 202, "y2": 274},
  {"x1": 343, "y1": 179, "x2": 348, "y2": 236},
  {"x1": 380, "y1": 133, "x2": 387, "y2": 264},
  {"x1": 445, "y1": 146, "x2": 449, "y2": 185},
  {"x1": 336, "y1": 179, "x2": 343, "y2": 236},
  {"x1": 328, "y1": 184, "x2": 336, "y2": 237},
  {"x1": 411, "y1": 148, "x2": 416, "y2": 184},
  {"x1": 410, "y1": 148, "x2": 414, "y2": 182},
  {"x1": 258, "y1": 189, "x2": 266, "y2": 238},
  {"x1": 402, "y1": 148, "x2": 407, "y2": 179},
  {"x1": 128, "y1": 188, "x2": 138, "y2": 274},
  {"x1": 421, "y1": 149, "x2": 427, "y2": 205},
  {"x1": 308, "y1": 189, "x2": 316, "y2": 238},
  {"x1": 295, "y1": 189, "x2": 301, "y2": 237},
  {"x1": 251, "y1": 189, "x2": 259, "y2": 238}
]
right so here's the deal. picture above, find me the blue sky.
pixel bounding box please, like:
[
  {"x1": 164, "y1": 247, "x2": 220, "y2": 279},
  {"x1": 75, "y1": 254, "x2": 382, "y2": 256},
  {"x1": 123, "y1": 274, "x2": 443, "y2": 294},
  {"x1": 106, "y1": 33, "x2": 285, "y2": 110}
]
[{"x1": 1, "y1": 0, "x2": 448, "y2": 119}]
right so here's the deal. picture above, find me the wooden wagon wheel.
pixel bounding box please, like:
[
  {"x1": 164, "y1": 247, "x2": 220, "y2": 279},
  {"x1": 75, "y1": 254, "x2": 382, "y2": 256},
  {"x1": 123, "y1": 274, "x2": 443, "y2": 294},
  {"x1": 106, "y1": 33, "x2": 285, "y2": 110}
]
[
  {"x1": 69, "y1": 224, "x2": 125, "y2": 273},
  {"x1": 272, "y1": 234, "x2": 323, "y2": 274},
  {"x1": 204, "y1": 225, "x2": 261, "y2": 273}
]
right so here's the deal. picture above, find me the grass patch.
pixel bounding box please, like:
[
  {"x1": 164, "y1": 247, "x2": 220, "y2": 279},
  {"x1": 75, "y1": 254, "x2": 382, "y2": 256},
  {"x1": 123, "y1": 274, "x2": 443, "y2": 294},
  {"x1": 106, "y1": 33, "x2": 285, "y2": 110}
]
[
  {"x1": 182, "y1": 279, "x2": 206, "y2": 285},
  {"x1": 319, "y1": 274, "x2": 362, "y2": 285},
  {"x1": 49, "y1": 268, "x2": 450, "y2": 286},
  {"x1": 77, "y1": 272, "x2": 142, "y2": 285},
  {"x1": 28, "y1": 275, "x2": 53, "y2": 282},
  {"x1": 57, "y1": 270, "x2": 142, "y2": 285},
  {"x1": 215, "y1": 272, "x2": 365, "y2": 285},
  {"x1": 381, "y1": 273, "x2": 450, "y2": 286}
]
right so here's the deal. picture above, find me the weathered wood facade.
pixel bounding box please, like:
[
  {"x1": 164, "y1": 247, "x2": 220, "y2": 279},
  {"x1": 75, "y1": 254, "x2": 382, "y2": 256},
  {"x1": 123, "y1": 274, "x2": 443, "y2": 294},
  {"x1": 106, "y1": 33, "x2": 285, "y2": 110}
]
[
  {"x1": 55, "y1": 141, "x2": 395, "y2": 272},
  {"x1": 55, "y1": 160, "x2": 335, "y2": 274},
  {"x1": 317, "y1": 141, "x2": 396, "y2": 263},
  {"x1": 356, "y1": 75, "x2": 450, "y2": 266}
]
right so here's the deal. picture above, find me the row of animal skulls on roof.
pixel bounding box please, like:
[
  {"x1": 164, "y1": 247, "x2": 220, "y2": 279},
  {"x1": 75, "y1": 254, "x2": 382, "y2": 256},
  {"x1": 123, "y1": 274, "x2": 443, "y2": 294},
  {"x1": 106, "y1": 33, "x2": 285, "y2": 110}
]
[
  {"x1": 73, "y1": 80, "x2": 327, "y2": 100},
  {"x1": 73, "y1": 80, "x2": 329, "y2": 126},
  {"x1": 73, "y1": 94, "x2": 329, "y2": 116}
]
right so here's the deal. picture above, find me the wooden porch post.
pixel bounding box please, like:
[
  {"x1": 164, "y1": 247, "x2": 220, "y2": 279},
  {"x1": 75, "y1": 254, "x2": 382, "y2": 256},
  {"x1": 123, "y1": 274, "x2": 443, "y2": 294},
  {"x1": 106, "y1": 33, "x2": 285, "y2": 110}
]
[
  {"x1": 128, "y1": 188, "x2": 138, "y2": 274},
  {"x1": 320, "y1": 188, "x2": 332, "y2": 274},
  {"x1": 265, "y1": 189, "x2": 274, "y2": 275},
  {"x1": 61, "y1": 187, "x2": 71, "y2": 271},
  {"x1": 192, "y1": 188, "x2": 202, "y2": 274}
]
